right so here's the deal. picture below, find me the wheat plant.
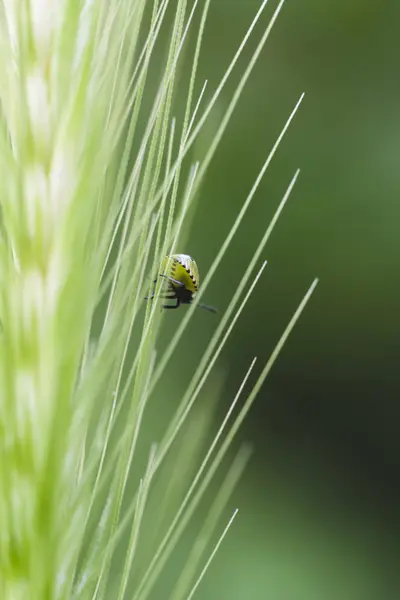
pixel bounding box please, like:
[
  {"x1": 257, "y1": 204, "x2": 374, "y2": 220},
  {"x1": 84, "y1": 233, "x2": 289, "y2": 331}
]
[{"x1": 0, "y1": 0, "x2": 317, "y2": 598}]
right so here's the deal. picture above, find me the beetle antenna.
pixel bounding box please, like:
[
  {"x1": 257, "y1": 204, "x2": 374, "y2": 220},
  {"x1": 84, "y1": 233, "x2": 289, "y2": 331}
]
[{"x1": 198, "y1": 302, "x2": 218, "y2": 314}]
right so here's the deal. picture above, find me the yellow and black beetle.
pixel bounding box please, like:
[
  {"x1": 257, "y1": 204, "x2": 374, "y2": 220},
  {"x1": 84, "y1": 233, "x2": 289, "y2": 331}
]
[{"x1": 145, "y1": 254, "x2": 217, "y2": 313}]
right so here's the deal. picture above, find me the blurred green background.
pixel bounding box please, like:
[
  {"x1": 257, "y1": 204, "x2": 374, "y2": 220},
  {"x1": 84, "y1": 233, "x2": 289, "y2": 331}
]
[{"x1": 143, "y1": 0, "x2": 400, "y2": 598}]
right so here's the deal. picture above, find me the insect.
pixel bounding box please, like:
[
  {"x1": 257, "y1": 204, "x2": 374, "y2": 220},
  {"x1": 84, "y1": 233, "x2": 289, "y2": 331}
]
[{"x1": 145, "y1": 254, "x2": 217, "y2": 313}]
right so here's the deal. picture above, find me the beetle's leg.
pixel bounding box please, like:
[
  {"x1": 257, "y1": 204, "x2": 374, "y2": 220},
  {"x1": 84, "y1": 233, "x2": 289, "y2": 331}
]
[
  {"x1": 145, "y1": 276, "x2": 177, "y2": 301},
  {"x1": 146, "y1": 290, "x2": 176, "y2": 300},
  {"x1": 146, "y1": 271, "x2": 174, "y2": 298},
  {"x1": 159, "y1": 274, "x2": 185, "y2": 287},
  {"x1": 144, "y1": 274, "x2": 160, "y2": 301},
  {"x1": 198, "y1": 302, "x2": 218, "y2": 313}
]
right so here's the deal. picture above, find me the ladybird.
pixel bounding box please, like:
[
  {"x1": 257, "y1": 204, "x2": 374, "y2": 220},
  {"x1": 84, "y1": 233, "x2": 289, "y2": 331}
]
[{"x1": 145, "y1": 254, "x2": 217, "y2": 313}]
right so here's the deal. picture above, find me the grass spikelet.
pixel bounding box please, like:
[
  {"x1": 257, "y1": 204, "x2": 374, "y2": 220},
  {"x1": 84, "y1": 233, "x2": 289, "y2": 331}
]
[{"x1": 0, "y1": 1, "x2": 317, "y2": 598}]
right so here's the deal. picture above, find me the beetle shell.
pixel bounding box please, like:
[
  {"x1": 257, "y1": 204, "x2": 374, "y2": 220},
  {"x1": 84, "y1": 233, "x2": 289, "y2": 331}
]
[{"x1": 161, "y1": 254, "x2": 199, "y2": 295}]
